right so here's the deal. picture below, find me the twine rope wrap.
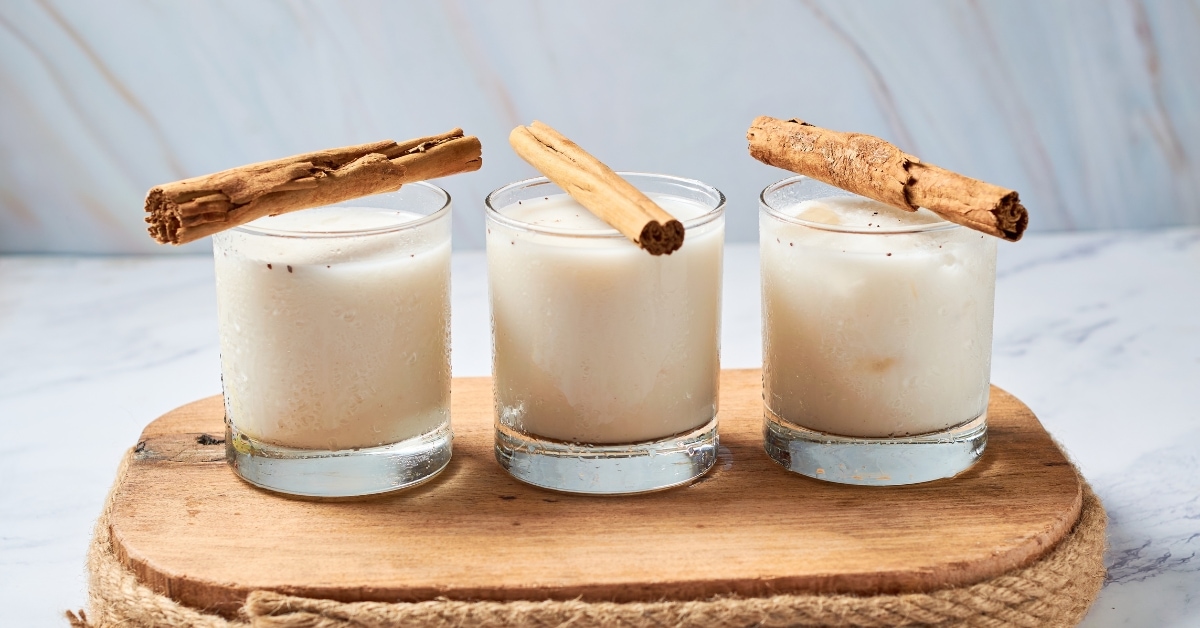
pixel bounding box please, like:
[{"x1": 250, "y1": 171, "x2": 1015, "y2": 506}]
[{"x1": 68, "y1": 450, "x2": 1106, "y2": 628}]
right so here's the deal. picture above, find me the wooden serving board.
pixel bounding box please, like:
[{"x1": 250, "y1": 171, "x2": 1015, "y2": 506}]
[{"x1": 111, "y1": 369, "x2": 1082, "y2": 617}]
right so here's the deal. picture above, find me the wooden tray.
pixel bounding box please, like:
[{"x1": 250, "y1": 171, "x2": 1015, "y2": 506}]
[{"x1": 111, "y1": 369, "x2": 1082, "y2": 616}]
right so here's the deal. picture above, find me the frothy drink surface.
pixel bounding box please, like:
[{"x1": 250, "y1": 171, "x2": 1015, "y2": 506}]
[
  {"x1": 792, "y1": 196, "x2": 945, "y2": 228},
  {"x1": 762, "y1": 196, "x2": 996, "y2": 438},
  {"x1": 489, "y1": 194, "x2": 723, "y2": 444},
  {"x1": 215, "y1": 207, "x2": 450, "y2": 450}
]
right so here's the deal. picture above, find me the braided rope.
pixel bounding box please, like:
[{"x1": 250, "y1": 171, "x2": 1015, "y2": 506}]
[{"x1": 69, "y1": 451, "x2": 1106, "y2": 628}]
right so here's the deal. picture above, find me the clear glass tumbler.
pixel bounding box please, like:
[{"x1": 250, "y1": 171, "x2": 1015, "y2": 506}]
[
  {"x1": 214, "y1": 183, "x2": 453, "y2": 497},
  {"x1": 759, "y1": 176, "x2": 997, "y2": 485},
  {"x1": 486, "y1": 173, "x2": 725, "y2": 494}
]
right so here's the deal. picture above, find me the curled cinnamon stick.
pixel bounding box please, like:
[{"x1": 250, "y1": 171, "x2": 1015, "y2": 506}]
[
  {"x1": 747, "y1": 116, "x2": 1028, "y2": 241},
  {"x1": 508, "y1": 121, "x2": 684, "y2": 255},
  {"x1": 145, "y1": 129, "x2": 482, "y2": 245}
]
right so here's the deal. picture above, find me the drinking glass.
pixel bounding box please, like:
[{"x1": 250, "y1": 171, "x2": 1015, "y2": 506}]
[
  {"x1": 486, "y1": 173, "x2": 725, "y2": 494},
  {"x1": 215, "y1": 183, "x2": 453, "y2": 497},
  {"x1": 760, "y1": 175, "x2": 996, "y2": 485}
]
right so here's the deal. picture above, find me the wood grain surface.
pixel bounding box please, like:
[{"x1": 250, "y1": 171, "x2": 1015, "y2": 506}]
[{"x1": 109, "y1": 369, "x2": 1082, "y2": 616}]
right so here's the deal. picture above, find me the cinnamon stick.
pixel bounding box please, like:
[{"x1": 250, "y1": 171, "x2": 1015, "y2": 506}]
[
  {"x1": 145, "y1": 129, "x2": 482, "y2": 245},
  {"x1": 747, "y1": 116, "x2": 1028, "y2": 241},
  {"x1": 508, "y1": 121, "x2": 684, "y2": 255}
]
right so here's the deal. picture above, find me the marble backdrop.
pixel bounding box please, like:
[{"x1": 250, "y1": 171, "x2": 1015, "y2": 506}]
[{"x1": 1, "y1": 0, "x2": 1198, "y2": 254}]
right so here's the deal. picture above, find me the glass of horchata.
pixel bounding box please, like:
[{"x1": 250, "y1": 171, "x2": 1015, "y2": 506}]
[
  {"x1": 214, "y1": 184, "x2": 453, "y2": 497},
  {"x1": 759, "y1": 175, "x2": 997, "y2": 486},
  {"x1": 486, "y1": 173, "x2": 726, "y2": 494}
]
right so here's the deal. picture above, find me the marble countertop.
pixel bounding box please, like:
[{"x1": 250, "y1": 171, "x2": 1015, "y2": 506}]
[{"x1": 2, "y1": 229, "x2": 1198, "y2": 626}]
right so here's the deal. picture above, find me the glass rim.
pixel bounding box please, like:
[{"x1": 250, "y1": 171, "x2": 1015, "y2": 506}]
[
  {"x1": 760, "y1": 175, "x2": 960, "y2": 235},
  {"x1": 484, "y1": 171, "x2": 726, "y2": 239},
  {"x1": 231, "y1": 181, "x2": 451, "y2": 239}
]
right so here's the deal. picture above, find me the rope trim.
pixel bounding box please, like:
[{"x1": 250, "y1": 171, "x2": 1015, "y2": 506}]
[{"x1": 69, "y1": 450, "x2": 1106, "y2": 628}]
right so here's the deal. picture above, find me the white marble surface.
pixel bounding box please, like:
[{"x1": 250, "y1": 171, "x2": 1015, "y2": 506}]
[
  {"x1": 2, "y1": 0, "x2": 1199, "y2": 253},
  {"x1": 1, "y1": 230, "x2": 1199, "y2": 626}
]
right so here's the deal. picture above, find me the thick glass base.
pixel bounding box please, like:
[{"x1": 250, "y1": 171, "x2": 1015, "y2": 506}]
[
  {"x1": 763, "y1": 409, "x2": 987, "y2": 486},
  {"x1": 225, "y1": 420, "x2": 452, "y2": 498},
  {"x1": 495, "y1": 417, "x2": 718, "y2": 495}
]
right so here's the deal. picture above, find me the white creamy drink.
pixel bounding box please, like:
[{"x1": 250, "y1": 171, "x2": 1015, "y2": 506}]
[
  {"x1": 488, "y1": 193, "x2": 723, "y2": 444},
  {"x1": 214, "y1": 206, "x2": 450, "y2": 451},
  {"x1": 761, "y1": 195, "x2": 997, "y2": 438}
]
